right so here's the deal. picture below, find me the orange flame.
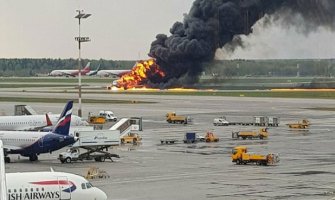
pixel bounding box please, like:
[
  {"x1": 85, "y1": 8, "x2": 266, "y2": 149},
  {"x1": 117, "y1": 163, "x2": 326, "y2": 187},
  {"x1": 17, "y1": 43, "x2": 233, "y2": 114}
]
[{"x1": 115, "y1": 59, "x2": 165, "y2": 90}]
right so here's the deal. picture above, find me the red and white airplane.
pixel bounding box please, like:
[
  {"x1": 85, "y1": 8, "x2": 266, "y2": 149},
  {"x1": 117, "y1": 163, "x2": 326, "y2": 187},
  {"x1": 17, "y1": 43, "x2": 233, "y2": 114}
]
[
  {"x1": 48, "y1": 62, "x2": 91, "y2": 77},
  {"x1": 0, "y1": 140, "x2": 107, "y2": 200},
  {"x1": 96, "y1": 69, "x2": 130, "y2": 77}
]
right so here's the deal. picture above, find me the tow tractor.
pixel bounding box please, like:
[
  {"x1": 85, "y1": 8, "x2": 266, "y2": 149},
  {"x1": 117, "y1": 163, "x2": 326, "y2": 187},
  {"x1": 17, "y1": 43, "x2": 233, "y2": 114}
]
[
  {"x1": 286, "y1": 119, "x2": 310, "y2": 129},
  {"x1": 232, "y1": 146, "x2": 279, "y2": 166}
]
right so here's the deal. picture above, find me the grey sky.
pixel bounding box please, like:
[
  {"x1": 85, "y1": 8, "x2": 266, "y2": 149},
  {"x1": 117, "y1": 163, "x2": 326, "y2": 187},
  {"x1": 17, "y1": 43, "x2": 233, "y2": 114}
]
[{"x1": 1, "y1": 0, "x2": 334, "y2": 60}]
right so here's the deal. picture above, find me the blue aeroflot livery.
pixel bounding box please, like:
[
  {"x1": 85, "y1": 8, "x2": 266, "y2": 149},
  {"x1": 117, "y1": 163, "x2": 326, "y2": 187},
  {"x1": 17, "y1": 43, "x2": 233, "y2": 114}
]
[{"x1": 0, "y1": 100, "x2": 77, "y2": 163}]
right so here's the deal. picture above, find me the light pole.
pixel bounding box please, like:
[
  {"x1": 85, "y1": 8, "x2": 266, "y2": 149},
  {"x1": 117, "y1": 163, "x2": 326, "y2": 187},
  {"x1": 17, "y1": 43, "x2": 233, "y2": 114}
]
[{"x1": 75, "y1": 10, "x2": 91, "y2": 117}]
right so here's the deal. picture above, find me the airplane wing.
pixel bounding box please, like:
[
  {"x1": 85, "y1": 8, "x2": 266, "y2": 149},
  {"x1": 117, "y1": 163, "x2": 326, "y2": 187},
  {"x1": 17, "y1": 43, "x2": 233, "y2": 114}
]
[
  {"x1": 2, "y1": 144, "x2": 21, "y2": 150},
  {"x1": 20, "y1": 114, "x2": 53, "y2": 131},
  {"x1": 0, "y1": 140, "x2": 7, "y2": 200}
]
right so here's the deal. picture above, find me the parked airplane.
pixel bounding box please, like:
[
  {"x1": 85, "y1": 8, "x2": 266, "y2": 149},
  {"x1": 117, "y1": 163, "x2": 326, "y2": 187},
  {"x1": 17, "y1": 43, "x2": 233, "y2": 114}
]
[
  {"x1": 0, "y1": 101, "x2": 77, "y2": 163},
  {"x1": 0, "y1": 140, "x2": 107, "y2": 200},
  {"x1": 87, "y1": 64, "x2": 101, "y2": 76},
  {"x1": 97, "y1": 69, "x2": 130, "y2": 77},
  {"x1": 0, "y1": 112, "x2": 87, "y2": 131},
  {"x1": 48, "y1": 62, "x2": 91, "y2": 77}
]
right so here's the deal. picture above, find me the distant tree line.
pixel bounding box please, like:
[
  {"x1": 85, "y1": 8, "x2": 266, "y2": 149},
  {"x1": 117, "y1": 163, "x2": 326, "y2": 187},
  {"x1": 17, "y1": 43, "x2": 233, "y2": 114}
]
[
  {"x1": 0, "y1": 58, "x2": 334, "y2": 77},
  {"x1": 0, "y1": 58, "x2": 135, "y2": 77}
]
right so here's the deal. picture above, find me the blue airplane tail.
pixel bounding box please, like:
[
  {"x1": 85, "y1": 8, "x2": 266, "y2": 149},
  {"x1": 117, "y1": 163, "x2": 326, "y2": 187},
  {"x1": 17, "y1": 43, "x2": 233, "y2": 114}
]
[{"x1": 52, "y1": 100, "x2": 73, "y2": 135}]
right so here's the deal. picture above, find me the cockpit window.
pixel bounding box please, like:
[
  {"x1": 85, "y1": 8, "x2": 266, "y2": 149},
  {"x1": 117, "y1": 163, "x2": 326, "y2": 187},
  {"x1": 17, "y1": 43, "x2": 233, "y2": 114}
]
[
  {"x1": 81, "y1": 183, "x2": 86, "y2": 189},
  {"x1": 86, "y1": 182, "x2": 93, "y2": 189}
]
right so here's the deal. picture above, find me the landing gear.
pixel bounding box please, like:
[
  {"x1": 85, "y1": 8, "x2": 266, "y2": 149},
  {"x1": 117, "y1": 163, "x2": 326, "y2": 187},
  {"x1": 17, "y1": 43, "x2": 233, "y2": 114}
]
[
  {"x1": 29, "y1": 154, "x2": 38, "y2": 162},
  {"x1": 4, "y1": 157, "x2": 10, "y2": 163}
]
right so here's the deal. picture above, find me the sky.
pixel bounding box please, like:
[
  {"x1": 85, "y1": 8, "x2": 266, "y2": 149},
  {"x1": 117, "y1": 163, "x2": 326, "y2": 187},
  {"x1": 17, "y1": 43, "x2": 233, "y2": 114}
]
[{"x1": 1, "y1": 0, "x2": 335, "y2": 60}]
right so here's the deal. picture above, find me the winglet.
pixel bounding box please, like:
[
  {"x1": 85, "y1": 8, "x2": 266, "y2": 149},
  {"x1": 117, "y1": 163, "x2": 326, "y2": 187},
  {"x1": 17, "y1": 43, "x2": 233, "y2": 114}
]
[
  {"x1": 0, "y1": 140, "x2": 7, "y2": 200},
  {"x1": 52, "y1": 101, "x2": 73, "y2": 136},
  {"x1": 45, "y1": 113, "x2": 53, "y2": 126}
]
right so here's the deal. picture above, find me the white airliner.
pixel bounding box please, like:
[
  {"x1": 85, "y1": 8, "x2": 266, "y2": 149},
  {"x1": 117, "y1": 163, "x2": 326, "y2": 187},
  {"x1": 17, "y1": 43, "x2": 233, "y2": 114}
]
[
  {"x1": 0, "y1": 113, "x2": 87, "y2": 131},
  {"x1": 0, "y1": 101, "x2": 77, "y2": 162},
  {"x1": 97, "y1": 69, "x2": 130, "y2": 77},
  {"x1": 0, "y1": 140, "x2": 107, "y2": 200},
  {"x1": 48, "y1": 62, "x2": 91, "y2": 77}
]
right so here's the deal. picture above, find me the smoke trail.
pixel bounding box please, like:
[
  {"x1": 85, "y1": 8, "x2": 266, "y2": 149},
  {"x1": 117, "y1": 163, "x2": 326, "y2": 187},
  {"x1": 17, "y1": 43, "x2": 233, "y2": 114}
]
[{"x1": 148, "y1": 0, "x2": 335, "y2": 88}]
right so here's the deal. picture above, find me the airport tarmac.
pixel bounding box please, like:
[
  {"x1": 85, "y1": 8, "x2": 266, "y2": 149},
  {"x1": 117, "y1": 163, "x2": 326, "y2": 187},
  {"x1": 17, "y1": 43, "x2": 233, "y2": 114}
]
[{"x1": 2, "y1": 92, "x2": 335, "y2": 200}]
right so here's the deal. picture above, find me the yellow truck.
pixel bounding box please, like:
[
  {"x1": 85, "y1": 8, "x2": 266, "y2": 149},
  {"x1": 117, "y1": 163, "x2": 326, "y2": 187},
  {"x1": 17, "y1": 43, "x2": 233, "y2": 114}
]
[
  {"x1": 232, "y1": 146, "x2": 279, "y2": 166},
  {"x1": 121, "y1": 133, "x2": 142, "y2": 144},
  {"x1": 232, "y1": 128, "x2": 269, "y2": 140},
  {"x1": 286, "y1": 119, "x2": 310, "y2": 129},
  {"x1": 166, "y1": 112, "x2": 188, "y2": 124}
]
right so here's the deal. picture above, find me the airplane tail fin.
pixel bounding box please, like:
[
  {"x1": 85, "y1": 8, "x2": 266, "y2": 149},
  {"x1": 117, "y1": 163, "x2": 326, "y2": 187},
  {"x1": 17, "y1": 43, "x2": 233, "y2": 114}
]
[
  {"x1": 46, "y1": 113, "x2": 52, "y2": 126},
  {"x1": 52, "y1": 101, "x2": 73, "y2": 135},
  {"x1": 83, "y1": 62, "x2": 91, "y2": 71},
  {"x1": 0, "y1": 140, "x2": 7, "y2": 200}
]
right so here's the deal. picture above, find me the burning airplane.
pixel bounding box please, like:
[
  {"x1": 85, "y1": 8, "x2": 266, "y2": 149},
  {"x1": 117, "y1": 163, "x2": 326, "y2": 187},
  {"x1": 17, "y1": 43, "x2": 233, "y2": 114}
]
[{"x1": 111, "y1": 0, "x2": 335, "y2": 90}]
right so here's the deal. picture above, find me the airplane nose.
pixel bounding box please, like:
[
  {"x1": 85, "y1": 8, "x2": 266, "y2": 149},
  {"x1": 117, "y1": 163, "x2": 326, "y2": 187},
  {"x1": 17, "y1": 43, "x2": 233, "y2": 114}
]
[{"x1": 96, "y1": 188, "x2": 107, "y2": 200}]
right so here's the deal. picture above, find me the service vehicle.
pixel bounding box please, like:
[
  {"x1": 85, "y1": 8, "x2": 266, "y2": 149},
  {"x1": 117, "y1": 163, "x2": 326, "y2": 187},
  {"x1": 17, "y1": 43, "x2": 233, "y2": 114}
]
[
  {"x1": 58, "y1": 129, "x2": 120, "y2": 163},
  {"x1": 232, "y1": 128, "x2": 269, "y2": 140},
  {"x1": 99, "y1": 110, "x2": 117, "y2": 122},
  {"x1": 286, "y1": 119, "x2": 310, "y2": 129},
  {"x1": 205, "y1": 132, "x2": 219, "y2": 142},
  {"x1": 183, "y1": 132, "x2": 204, "y2": 143},
  {"x1": 121, "y1": 132, "x2": 142, "y2": 144},
  {"x1": 59, "y1": 148, "x2": 119, "y2": 163},
  {"x1": 213, "y1": 117, "x2": 229, "y2": 126},
  {"x1": 232, "y1": 146, "x2": 279, "y2": 166},
  {"x1": 166, "y1": 112, "x2": 188, "y2": 124}
]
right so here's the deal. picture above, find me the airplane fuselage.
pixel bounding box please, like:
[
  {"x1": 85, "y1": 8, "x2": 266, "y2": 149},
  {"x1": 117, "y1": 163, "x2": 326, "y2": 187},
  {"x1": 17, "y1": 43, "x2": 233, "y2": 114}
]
[
  {"x1": 0, "y1": 115, "x2": 86, "y2": 131},
  {"x1": 6, "y1": 172, "x2": 107, "y2": 200},
  {"x1": 0, "y1": 131, "x2": 76, "y2": 157}
]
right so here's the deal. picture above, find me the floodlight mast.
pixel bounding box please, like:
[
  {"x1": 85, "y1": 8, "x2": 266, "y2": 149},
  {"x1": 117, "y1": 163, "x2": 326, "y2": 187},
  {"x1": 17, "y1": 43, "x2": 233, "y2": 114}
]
[{"x1": 75, "y1": 10, "x2": 91, "y2": 117}]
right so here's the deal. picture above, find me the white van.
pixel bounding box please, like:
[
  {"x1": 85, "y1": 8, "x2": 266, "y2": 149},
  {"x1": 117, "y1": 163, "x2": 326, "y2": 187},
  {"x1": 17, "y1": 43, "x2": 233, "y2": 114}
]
[
  {"x1": 99, "y1": 111, "x2": 117, "y2": 122},
  {"x1": 213, "y1": 117, "x2": 229, "y2": 126}
]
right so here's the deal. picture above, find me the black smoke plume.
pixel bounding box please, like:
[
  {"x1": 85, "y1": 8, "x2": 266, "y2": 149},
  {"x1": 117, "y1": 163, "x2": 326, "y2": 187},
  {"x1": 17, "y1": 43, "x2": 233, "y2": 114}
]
[{"x1": 148, "y1": 0, "x2": 335, "y2": 88}]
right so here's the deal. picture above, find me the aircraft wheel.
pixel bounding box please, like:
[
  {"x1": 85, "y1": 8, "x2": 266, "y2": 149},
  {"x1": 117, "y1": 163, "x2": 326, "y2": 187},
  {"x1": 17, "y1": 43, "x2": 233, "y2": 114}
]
[
  {"x1": 29, "y1": 154, "x2": 38, "y2": 162},
  {"x1": 5, "y1": 157, "x2": 10, "y2": 163}
]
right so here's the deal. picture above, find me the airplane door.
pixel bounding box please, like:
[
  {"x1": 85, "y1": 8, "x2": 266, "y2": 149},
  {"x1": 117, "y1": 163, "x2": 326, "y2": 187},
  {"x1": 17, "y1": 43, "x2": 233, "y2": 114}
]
[
  {"x1": 58, "y1": 176, "x2": 72, "y2": 200},
  {"x1": 38, "y1": 137, "x2": 43, "y2": 147}
]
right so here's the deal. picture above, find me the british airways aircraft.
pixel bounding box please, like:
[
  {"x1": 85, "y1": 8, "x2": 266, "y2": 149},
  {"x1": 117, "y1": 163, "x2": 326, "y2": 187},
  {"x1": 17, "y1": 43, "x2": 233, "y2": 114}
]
[
  {"x1": 0, "y1": 140, "x2": 107, "y2": 200},
  {"x1": 0, "y1": 101, "x2": 77, "y2": 163}
]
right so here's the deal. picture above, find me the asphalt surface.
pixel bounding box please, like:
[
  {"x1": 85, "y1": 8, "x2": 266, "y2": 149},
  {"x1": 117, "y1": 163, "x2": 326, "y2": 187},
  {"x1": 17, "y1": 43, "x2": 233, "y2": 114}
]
[{"x1": 2, "y1": 91, "x2": 335, "y2": 200}]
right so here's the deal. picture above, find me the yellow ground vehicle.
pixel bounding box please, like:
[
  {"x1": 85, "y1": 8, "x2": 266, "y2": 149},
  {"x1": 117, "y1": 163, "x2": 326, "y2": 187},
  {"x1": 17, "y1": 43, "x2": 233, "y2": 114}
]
[
  {"x1": 166, "y1": 112, "x2": 188, "y2": 124},
  {"x1": 121, "y1": 133, "x2": 142, "y2": 144},
  {"x1": 88, "y1": 116, "x2": 106, "y2": 124},
  {"x1": 232, "y1": 146, "x2": 279, "y2": 166},
  {"x1": 232, "y1": 128, "x2": 268, "y2": 140},
  {"x1": 85, "y1": 167, "x2": 110, "y2": 179},
  {"x1": 205, "y1": 132, "x2": 219, "y2": 142},
  {"x1": 286, "y1": 119, "x2": 310, "y2": 129}
]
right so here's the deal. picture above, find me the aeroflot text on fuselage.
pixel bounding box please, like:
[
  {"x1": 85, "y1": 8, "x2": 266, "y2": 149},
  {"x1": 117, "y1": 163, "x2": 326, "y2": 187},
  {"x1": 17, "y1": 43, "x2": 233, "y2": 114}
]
[{"x1": 8, "y1": 191, "x2": 60, "y2": 200}]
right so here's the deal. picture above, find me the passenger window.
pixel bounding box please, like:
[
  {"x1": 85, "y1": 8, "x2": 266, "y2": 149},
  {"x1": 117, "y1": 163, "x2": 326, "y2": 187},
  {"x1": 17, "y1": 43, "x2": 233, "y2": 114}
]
[
  {"x1": 8, "y1": 189, "x2": 11, "y2": 193},
  {"x1": 81, "y1": 183, "x2": 86, "y2": 189}
]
